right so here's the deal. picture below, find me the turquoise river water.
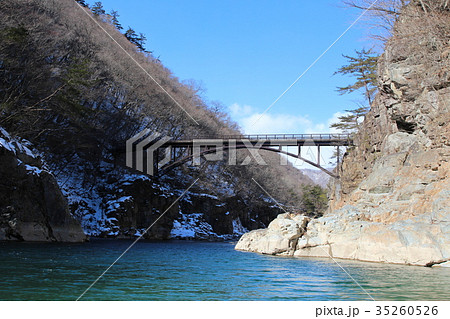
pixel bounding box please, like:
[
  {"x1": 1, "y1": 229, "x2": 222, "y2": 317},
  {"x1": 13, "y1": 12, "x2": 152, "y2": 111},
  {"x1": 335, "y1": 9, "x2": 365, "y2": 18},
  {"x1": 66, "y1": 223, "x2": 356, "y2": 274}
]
[{"x1": 0, "y1": 239, "x2": 448, "y2": 301}]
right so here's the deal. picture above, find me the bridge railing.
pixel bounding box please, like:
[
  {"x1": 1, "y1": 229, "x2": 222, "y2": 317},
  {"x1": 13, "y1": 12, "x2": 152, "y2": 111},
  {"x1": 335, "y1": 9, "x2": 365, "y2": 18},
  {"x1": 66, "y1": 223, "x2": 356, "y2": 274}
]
[{"x1": 213, "y1": 133, "x2": 353, "y2": 140}]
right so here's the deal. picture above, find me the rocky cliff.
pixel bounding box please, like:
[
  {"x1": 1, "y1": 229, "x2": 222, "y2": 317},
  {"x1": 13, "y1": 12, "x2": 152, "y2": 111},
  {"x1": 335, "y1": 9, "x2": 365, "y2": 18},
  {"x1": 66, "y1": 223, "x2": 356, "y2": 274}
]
[
  {"x1": 0, "y1": 125, "x2": 284, "y2": 242},
  {"x1": 236, "y1": 1, "x2": 450, "y2": 266},
  {"x1": 0, "y1": 128, "x2": 86, "y2": 242}
]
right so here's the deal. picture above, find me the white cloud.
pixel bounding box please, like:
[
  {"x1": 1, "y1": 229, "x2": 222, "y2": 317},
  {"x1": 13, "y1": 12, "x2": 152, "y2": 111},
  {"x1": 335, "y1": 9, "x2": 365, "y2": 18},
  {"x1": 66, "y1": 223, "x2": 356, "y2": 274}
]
[
  {"x1": 229, "y1": 102, "x2": 346, "y2": 135},
  {"x1": 228, "y1": 103, "x2": 254, "y2": 118}
]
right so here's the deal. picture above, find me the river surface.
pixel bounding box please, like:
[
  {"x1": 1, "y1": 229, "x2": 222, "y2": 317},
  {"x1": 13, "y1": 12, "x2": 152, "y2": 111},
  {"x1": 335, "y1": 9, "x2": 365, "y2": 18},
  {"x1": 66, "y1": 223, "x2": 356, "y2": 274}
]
[{"x1": 0, "y1": 239, "x2": 448, "y2": 301}]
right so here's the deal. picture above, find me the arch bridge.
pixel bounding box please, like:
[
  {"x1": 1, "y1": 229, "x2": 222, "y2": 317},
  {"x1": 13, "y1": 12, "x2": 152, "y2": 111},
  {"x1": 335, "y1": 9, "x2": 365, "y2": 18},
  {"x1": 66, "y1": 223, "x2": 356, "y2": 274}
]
[{"x1": 153, "y1": 133, "x2": 353, "y2": 179}]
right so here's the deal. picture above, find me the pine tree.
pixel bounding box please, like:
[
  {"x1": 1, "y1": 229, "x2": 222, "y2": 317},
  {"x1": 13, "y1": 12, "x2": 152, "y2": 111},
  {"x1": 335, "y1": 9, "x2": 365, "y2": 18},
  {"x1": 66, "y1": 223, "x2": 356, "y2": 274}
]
[
  {"x1": 75, "y1": 0, "x2": 89, "y2": 7},
  {"x1": 137, "y1": 33, "x2": 147, "y2": 51},
  {"x1": 124, "y1": 27, "x2": 148, "y2": 52},
  {"x1": 110, "y1": 10, "x2": 123, "y2": 30},
  {"x1": 334, "y1": 48, "x2": 378, "y2": 105},
  {"x1": 301, "y1": 185, "x2": 328, "y2": 216},
  {"x1": 330, "y1": 49, "x2": 378, "y2": 165},
  {"x1": 330, "y1": 49, "x2": 378, "y2": 135},
  {"x1": 330, "y1": 106, "x2": 369, "y2": 133},
  {"x1": 91, "y1": 2, "x2": 106, "y2": 16},
  {"x1": 124, "y1": 27, "x2": 138, "y2": 45}
]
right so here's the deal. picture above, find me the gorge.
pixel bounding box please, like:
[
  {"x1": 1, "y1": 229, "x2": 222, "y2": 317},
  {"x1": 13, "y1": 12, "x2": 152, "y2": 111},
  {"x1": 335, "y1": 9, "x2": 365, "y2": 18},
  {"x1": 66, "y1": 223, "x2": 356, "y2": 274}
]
[{"x1": 0, "y1": 0, "x2": 448, "y2": 268}]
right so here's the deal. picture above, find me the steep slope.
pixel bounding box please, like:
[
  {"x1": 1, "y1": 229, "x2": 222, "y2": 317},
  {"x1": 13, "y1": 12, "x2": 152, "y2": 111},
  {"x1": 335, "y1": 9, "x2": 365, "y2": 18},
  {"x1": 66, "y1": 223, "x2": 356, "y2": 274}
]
[
  {"x1": 0, "y1": 0, "x2": 313, "y2": 241},
  {"x1": 237, "y1": 1, "x2": 449, "y2": 266}
]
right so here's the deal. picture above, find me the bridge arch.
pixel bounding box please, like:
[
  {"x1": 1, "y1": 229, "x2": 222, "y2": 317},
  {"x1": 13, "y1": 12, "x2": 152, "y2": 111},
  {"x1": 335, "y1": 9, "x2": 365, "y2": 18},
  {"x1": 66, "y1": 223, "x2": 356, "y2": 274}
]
[{"x1": 159, "y1": 145, "x2": 338, "y2": 178}]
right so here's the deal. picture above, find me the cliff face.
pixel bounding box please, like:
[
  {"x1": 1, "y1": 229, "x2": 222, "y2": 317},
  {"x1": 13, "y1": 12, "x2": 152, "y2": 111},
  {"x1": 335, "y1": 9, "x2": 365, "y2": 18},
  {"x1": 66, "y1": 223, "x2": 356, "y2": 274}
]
[
  {"x1": 335, "y1": 1, "x2": 450, "y2": 199},
  {"x1": 0, "y1": 124, "x2": 284, "y2": 242},
  {"x1": 236, "y1": 2, "x2": 450, "y2": 266},
  {"x1": 0, "y1": 128, "x2": 86, "y2": 242}
]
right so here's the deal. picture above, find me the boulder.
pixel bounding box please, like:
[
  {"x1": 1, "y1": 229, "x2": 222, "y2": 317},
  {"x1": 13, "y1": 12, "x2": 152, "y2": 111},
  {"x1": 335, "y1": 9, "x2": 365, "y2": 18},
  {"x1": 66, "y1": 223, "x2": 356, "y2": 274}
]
[{"x1": 235, "y1": 213, "x2": 309, "y2": 255}]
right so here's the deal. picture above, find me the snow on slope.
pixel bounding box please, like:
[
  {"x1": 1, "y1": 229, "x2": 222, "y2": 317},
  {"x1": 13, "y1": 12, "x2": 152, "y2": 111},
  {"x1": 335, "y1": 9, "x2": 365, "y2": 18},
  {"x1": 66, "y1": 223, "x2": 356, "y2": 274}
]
[
  {"x1": 1, "y1": 127, "x2": 248, "y2": 241},
  {"x1": 0, "y1": 126, "x2": 47, "y2": 176},
  {"x1": 170, "y1": 212, "x2": 248, "y2": 241}
]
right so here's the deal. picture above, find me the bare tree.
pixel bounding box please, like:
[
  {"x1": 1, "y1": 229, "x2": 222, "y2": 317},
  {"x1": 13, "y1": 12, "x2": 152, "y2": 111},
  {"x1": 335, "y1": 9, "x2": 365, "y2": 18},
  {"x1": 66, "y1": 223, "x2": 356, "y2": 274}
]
[
  {"x1": 344, "y1": 0, "x2": 449, "y2": 42},
  {"x1": 343, "y1": 0, "x2": 410, "y2": 42}
]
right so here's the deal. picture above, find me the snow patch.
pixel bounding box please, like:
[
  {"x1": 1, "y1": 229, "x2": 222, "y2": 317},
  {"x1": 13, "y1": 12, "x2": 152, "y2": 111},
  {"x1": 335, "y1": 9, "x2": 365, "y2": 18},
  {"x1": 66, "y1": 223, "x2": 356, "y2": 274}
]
[
  {"x1": 232, "y1": 217, "x2": 248, "y2": 235},
  {"x1": 0, "y1": 127, "x2": 36, "y2": 158},
  {"x1": 187, "y1": 192, "x2": 219, "y2": 200},
  {"x1": 170, "y1": 212, "x2": 246, "y2": 240},
  {"x1": 170, "y1": 213, "x2": 214, "y2": 239},
  {"x1": 170, "y1": 219, "x2": 196, "y2": 238},
  {"x1": 24, "y1": 164, "x2": 43, "y2": 176},
  {"x1": 55, "y1": 158, "x2": 106, "y2": 236},
  {"x1": 0, "y1": 137, "x2": 13, "y2": 152},
  {"x1": 134, "y1": 229, "x2": 144, "y2": 237},
  {"x1": 105, "y1": 196, "x2": 133, "y2": 211}
]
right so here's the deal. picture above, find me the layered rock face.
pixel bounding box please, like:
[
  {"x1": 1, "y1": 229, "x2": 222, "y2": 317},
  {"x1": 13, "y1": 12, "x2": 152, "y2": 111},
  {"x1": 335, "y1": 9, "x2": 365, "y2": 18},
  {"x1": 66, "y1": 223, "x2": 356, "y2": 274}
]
[
  {"x1": 0, "y1": 128, "x2": 86, "y2": 242},
  {"x1": 236, "y1": 2, "x2": 449, "y2": 266}
]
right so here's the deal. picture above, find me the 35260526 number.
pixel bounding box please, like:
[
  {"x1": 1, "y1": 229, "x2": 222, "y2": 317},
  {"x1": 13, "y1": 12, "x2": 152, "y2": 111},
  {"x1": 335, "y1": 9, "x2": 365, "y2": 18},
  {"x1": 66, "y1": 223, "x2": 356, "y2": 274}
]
[{"x1": 375, "y1": 305, "x2": 438, "y2": 316}]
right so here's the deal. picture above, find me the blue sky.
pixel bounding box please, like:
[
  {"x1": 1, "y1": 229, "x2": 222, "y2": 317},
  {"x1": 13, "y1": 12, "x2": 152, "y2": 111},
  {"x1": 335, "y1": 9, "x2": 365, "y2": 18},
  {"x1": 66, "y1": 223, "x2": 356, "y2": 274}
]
[{"x1": 97, "y1": 0, "x2": 376, "y2": 165}]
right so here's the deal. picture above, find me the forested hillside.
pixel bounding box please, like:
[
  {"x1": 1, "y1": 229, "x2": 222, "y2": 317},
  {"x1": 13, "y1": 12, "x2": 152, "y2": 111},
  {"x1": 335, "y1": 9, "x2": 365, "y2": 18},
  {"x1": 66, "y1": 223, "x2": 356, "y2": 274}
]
[{"x1": 0, "y1": 0, "x2": 315, "y2": 240}]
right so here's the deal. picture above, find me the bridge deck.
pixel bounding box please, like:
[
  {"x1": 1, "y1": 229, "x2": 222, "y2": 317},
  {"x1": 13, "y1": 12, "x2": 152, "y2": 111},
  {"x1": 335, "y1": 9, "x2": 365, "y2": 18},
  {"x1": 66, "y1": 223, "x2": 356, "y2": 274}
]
[{"x1": 165, "y1": 133, "x2": 353, "y2": 147}]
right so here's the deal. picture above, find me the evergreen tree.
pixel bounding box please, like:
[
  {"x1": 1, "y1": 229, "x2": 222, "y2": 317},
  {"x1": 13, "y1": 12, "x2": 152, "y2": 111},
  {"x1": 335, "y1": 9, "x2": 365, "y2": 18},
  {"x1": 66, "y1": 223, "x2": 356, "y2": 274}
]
[
  {"x1": 301, "y1": 185, "x2": 328, "y2": 216},
  {"x1": 334, "y1": 48, "x2": 378, "y2": 105},
  {"x1": 75, "y1": 0, "x2": 89, "y2": 7},
  {"x1": 330, "y1": 106, "x2": 369, "y2": 133},
  {"x1": 124, "y1": 27, "x2": 148, "y2": 52},
  {"x1": 91, "y1": 2, "x2": 106, "y2": 16},
  {"x1": 330, "y1": 49, "x2": 378, "y2": 135},
  {"x1": 138, "y1": 32, "x2": 147, "y2": 51},
  {"x1": 330, "y1": 49, "x2": 378, "y2": 165},
  {"x1": 110, "y1": 10, "x2": 123, "y2": 30}
]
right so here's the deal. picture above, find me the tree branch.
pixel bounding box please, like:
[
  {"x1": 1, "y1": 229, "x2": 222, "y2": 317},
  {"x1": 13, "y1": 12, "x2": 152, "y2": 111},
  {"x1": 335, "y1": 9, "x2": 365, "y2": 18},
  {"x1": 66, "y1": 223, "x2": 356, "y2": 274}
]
[
  {"x1": 29, "y1": 83, "x2": 67, "y2": 109},
  {"x1": 419, "y1": 0, "x2": 429, "y2": 13}
]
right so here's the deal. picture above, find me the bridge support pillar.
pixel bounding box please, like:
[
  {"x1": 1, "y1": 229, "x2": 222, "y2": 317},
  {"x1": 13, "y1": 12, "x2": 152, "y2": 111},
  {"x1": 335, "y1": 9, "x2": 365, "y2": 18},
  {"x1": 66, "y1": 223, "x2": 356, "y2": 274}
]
[
  {"x1": 317, "y1": 146, "x2": 320, "y2": 166},
  {"x1": 336, "y1": 146, "x2": 341, "y2": 175}
]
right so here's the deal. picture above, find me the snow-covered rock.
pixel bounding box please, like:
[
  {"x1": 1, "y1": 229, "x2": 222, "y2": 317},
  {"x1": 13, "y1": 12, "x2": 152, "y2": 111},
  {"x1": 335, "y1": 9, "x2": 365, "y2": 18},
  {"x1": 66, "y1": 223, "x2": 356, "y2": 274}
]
[{"x1": 0, "y1": 127, "x2": 86, "y2": 242}]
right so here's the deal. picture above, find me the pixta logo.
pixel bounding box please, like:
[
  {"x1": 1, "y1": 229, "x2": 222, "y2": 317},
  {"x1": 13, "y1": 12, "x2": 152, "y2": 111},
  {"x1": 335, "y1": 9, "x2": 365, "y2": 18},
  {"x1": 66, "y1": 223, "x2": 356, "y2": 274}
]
[
  {"x1": 126, "y1": 129, "x2": 171, "y2": 176},
  {"x1": 127, "y1": 129, "x2": 322, "y2": 176}
]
